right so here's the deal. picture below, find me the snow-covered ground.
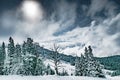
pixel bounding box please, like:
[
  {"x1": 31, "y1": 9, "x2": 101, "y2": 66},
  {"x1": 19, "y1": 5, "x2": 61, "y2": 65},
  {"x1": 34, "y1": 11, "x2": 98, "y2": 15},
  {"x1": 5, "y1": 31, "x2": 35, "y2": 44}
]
[
  {"x1": 110, "y1": 76, "x2": 120, "y2": 80},
  {"x1": 0, "y1": 75, "x2": 111, "y2": 80},
  {"x1": 44, "y1": 59, "x2": 75, "y2": 75},
  {"x1": 0, "y1": 75, "x2": 119, "y2": 80}
]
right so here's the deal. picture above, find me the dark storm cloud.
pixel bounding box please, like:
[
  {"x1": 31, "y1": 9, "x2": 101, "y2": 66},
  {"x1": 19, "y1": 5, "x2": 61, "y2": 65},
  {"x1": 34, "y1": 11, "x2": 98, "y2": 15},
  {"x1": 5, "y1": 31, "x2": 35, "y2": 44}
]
[
  {"x1": 0, "y1": 0, "x2": 23, "y2": 37},
  {"x1": 39, "y1": 0, "x2": 92, "y2": 27},
  {"x1": 0, "y1": 9, "x2": 17, "y2": 37},
  {"x1": 38, "y1": 0, "x2": 120, "y2": 37},
  {"x1": 0, "y1": 27, "x2": 15, "y2": 37},
  {"x1": 107, "y1": 20, "x2": 120, "y2": 35},
  {"x1": 0, "y1": 0, "x2": 23, "y2": 12}
]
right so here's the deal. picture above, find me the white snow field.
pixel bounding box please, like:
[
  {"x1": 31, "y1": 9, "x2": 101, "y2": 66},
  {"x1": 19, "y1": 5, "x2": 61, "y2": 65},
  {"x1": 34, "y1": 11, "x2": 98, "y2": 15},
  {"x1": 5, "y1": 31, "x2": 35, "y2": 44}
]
[
  {"x1": 110, "y1": 76, "x2": 120, "y2": 80},
  {"x1": 0, "y1": 75, "x2": 110, "y2": 80},
  {"x1": 1, "y1": 75, "x2": 120, "y2": 80}
]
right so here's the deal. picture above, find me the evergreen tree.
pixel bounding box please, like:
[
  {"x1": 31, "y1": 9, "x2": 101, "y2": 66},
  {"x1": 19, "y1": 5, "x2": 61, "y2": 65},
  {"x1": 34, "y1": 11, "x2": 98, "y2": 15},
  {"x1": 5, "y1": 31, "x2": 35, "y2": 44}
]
[
  {"x1": 80, "y1": 54, "x2": 86, "y2": 76},
  {"x1": 46, "y1": 64, "x2": 55, "y2": 75},
  {"x1": 15, "y1": 44, "x2": 22, "y2": 64},
  {"x1": 60, "y1": 68, "x2": 68, "y2": 76},
  {"x1": 20, "y1": 41, "x2": 27, "y2": 75},
  {"x1": 32, "y1": 43, "x2": 45, "y2": 75},
  {"x1": 0, "y1": 42, "x2": 6, "y2": 75},
  {"x1": 22, "y1": 38, "x2": 45, "y2": 75},
  {"x1": 26, "y1": 38, "x2": 34, "y2": 54},
  {"x1": 22, "y1": 41, "x2": 27, "y2": 56},
  {"x1": 7, "y1": 37, "x2": 15, "y2": 74},
  {"x1": 13, "y1": 44, "x2": 22, "y2": 75},
  {"x1": 75, "y1": 54, "x2": 86, "y2": 76},
  {"x1": 75, "y1": 56, "x2": 80, "y2": 76},
  {"x1": 33, "y1": 54, "x2": 45, "y2": 75},
  {"x1": 46, "y1": 64, "x2": 51, "y2": 75},
  {"x1": 84, "y1": 46, "x2": 105, "y2": 77},
  {"x1": 75, "y1": 46, "x2": 105, "y2": 78},
  {"x1": 112, "y1": 70, "x2": 120, "y2": 76},
  {"x1": 22, "y1": 38, "x2": 33, "y2": 75},
  {"x1": 22, "y1": 38, "x2": 34, "y2": 75}
]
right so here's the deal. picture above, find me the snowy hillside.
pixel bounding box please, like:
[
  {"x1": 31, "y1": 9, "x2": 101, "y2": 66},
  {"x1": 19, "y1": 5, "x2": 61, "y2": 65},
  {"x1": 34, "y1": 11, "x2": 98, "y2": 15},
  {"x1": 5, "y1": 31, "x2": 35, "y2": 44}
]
[{"x1": 44, "y1": 59, "x2": 75, "y2": 75}]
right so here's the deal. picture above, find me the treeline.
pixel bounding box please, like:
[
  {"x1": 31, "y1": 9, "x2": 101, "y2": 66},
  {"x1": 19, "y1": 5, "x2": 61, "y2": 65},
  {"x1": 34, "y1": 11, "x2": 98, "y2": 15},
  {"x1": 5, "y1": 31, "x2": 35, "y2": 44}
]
[
  {"x1": 0, "y1": 37, "x2": 54, "y2": 75},
  {"x1": 98, "y1": 56, "x2": 120, "y2": 76},
  {"x1": 0, "y1": 37, "x2": 105, "y2": 77}
]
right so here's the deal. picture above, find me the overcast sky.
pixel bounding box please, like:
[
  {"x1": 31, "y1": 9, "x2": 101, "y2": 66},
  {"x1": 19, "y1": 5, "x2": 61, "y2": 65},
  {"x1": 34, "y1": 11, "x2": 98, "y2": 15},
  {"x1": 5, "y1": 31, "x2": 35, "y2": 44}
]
[{"x1": 0, "y1": 0, "x2": 120, "y2": 57}]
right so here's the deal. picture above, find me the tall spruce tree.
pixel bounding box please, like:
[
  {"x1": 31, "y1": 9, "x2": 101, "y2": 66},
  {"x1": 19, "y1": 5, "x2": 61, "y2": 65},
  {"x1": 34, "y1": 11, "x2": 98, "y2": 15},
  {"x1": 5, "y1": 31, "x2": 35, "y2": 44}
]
[
  {"x1": 13, "y1": 44, "x2": 22, "y2": 74},
  {"x1": 21, "y1": 41, "x2": 27, "y2": 75},
  {"x1": 75, "y1": 56, "x2": 80, "y2": 76},
  {"x1": 84, "y1": 46, "x2": 105, "y2": 77},
  {"x1": 80, "y1": 54, "x2": 86, "y2": 76},
  {"x1": 15, "y1": 44, "x2": 22, "y2": 64},
  {"x1": 75, "y1": 54, "x2": 86, "y2": 76},
  {"x1": 22, "y1": 38, "x2": 34, "y2": 75},
  {"x1": 22, "y1": 38, "x2": 45, "y2": 75},
  {"x1": 46, "y1": 64, "x2": 51, "y2": 75},
  {"x1": 0, "y1": 42, "x2": 6, "y2": 75},
  {"x1": 7, "y1": 37, "x2": 15, "y2": 74},
  {"x1": 32, "y1": 43, "x2": 45, "y2": 75}
]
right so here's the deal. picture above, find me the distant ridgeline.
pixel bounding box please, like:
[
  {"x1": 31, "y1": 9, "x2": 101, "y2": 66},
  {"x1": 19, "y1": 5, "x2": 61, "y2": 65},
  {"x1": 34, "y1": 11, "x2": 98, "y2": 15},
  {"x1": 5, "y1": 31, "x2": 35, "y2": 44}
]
[{"x1": 0, "y1": 37, "x2": 120, "y2": 77}]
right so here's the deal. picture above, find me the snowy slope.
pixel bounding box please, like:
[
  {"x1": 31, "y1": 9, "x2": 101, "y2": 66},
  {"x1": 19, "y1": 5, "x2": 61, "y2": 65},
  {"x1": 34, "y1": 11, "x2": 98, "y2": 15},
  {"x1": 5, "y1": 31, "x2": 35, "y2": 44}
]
[
  {"x1": 44, "y1": 59, "x2": 75, "y2": 75},
  {"x1": 44, "y1": 59, "x2": 114, "y2": 76}
]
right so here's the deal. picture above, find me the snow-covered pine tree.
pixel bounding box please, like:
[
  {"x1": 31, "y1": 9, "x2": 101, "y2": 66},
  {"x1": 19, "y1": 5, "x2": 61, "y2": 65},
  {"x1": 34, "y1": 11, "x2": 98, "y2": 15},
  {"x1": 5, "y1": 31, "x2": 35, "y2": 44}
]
[
  {"x1": 32, "y1": 54, "x2": 45, "y2": 75},
  {"x1": 80, "y1": 54, "x2": 86, "y2": 76},
  {"x1": 75, "y1": 56, "x2": 80, "y2": 76},
  {"x1": 32, "y1": 43, "x2": 45, "y2": 75},
  {"x1": 75, "y1": 54, "x2": 86, "y2": 76},
  {"x1": 75, "y1": 46, "x2": 105, "y2": 78},
  {"x1": 6, "y1": 37, "x2": 15, "y2": 75},
  {"x1": 22, "y1": 38, "x2": 45, "y2": 75},
  {"x1": 22, "y1": 38, "x2": 34, "y2": 75},
  {"x1": 0, "y1": 47, "x2": 2, "y2": 74},
  {"x1": 13, "y1": 44, "x2": 22, "y2": 75},
  {"x1": 83, "y1": 47, "x2": 91, "y2": 76},
  {"x1": 20, "y1": 41, "x2": 27, "y2": 75},
  {"x1": 46, "y1": 64, "x2": 54, "y2": 75},
  {"x1": 46, "y1": 64, "x2": 55, "y2": 75},
  {"x1": 0, "y1": 42, "x2": 6, "y2": 75},
  {"x1": 46, "y1": 64, "x2": 51, "y2": 75},
  {"x1": 22, "y1": 41, "x2": 27, "y2": 56},
  {"x1": 84, "y1": 46, "x2": 105, "y2": 77}
]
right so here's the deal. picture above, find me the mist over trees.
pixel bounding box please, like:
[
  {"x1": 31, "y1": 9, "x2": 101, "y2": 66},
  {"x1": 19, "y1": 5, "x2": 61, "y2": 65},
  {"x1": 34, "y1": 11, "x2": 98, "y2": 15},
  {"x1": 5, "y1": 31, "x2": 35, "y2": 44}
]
[{"x1": 0, "y1": 37, "x2": 105, "y2": 77}]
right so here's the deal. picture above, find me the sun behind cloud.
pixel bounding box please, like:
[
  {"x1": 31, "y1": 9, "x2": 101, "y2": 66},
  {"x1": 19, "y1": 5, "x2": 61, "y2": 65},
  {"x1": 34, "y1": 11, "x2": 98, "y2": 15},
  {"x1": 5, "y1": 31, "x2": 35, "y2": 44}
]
[{"x1": 21, "y1": 0, "x2": 43, "y2": 21}]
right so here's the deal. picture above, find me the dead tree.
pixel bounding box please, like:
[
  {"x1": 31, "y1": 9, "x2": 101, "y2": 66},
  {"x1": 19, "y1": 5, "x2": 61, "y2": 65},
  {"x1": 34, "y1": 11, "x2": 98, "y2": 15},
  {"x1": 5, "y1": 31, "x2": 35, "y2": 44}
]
[{"x1": 50, "y1": 43, "x2": 61, "y2": 75}]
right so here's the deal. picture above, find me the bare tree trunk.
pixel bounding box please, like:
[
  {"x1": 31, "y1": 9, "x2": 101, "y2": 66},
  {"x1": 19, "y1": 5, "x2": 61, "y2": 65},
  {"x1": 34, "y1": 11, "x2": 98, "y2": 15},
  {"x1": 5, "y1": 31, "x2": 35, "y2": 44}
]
[{"x1": 50, "y1": 43, "x2": 61, "y2": 75}]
